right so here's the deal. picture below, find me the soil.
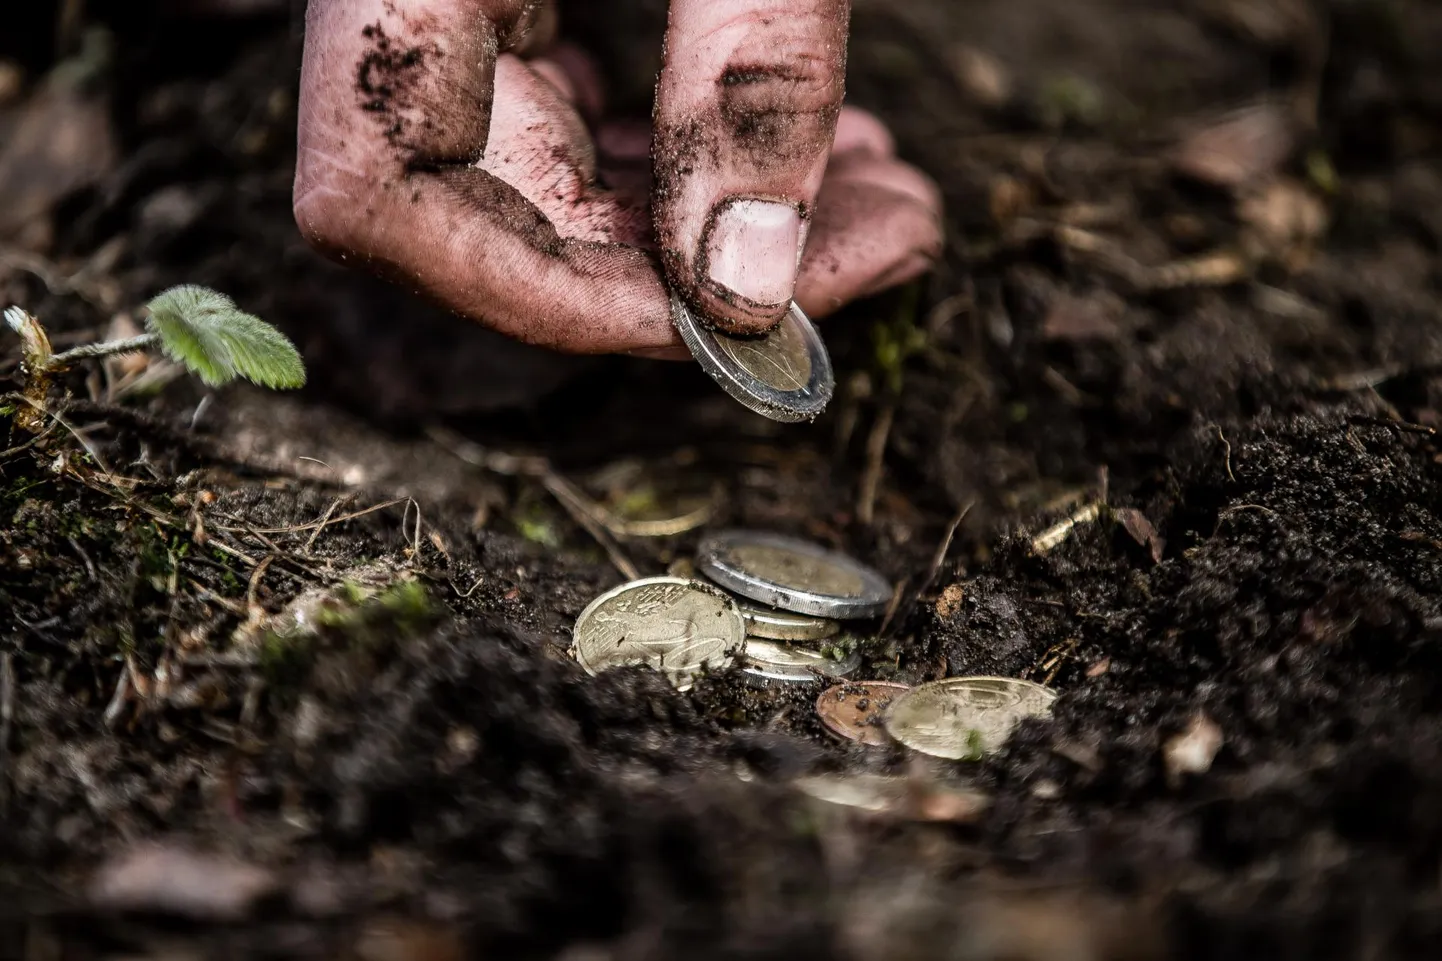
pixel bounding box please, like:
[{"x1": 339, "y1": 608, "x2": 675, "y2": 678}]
[{"x1": 4, "y1": 1, "x2": 1442, "y2": 959}]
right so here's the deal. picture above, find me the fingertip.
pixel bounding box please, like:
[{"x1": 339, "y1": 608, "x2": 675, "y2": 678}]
[
  {"x1": 539, "y1": 42, "x2": 606, "y2": 123},
  {"x1": 795, "y1": 179, "x2": 944, "y2": 318},
  {"x1": 832, "y1": 106, "x2": 896, "y2": 158}
]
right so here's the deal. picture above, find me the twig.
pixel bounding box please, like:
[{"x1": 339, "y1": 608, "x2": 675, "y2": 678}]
[
  {"x1": 0, "y1": 417, "x2": 59, "y2": 462},
  {"x1": 885, "y1": 500, "x2": 974, "y2": 645},
  {"x1": 452, "y1": 574, "x2": 486, "y2": 599},
  {"x1": 103, "y1": 662, "x2": 132, "y2": 730},
  {"x1": 48, "y1": 333, "x2": 159, "y2": 368},
  {"x1": 246, "y1": 555, "x2": 275, "y2": 612},
  {"x1": 919, "y1": 500, "x2": 974, "y2": 600},
  {"x1": 66, "y1": 535, "x2": 97, "y2": 581},
  {"x1": 1346, "y1": 416, "x2": 1436, "y2": 437},
  {"x1": 542, "y1": 474, "x2": 642, "y2": 581},
  {"x1": 428, "y1": 425, "x2": 641, "y2": 581},
  {"x1": 304, "y1": 495, "x2": 352, "y2": 551},
  {"x1": 858, "y1": 403, "x2": 895, "y2": 525},
  {"x1": 1213, "y1": 424, "x2": 1235, "y2": 482},
  {"x1": 1030, "y1": 502, "x2": 1102, "y2": 554},
  {"x1": 876, "y1": 576, "x2": 910, "y2": 641},
  {"x1": 213, "y1": 497, "x2": 406, "y2": 536},
  {"x1": 9, "y1": 394, "x2": 113, "y2": 478}
]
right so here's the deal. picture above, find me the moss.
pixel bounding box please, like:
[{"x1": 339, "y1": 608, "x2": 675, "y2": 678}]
[
  {"x1": 260, "y1": 577, "x2": 441, "y2": 693},
  {"x1": 515, "y1": 507, "x2": 562, "y2": 548},
  {"x1": 871, "y1": 282, "x2": 927, "y2": 397}
]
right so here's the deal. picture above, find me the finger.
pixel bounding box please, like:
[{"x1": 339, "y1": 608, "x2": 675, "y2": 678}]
[
  {"x1": 822, "y1": 150, "x2": 942, "y2": 212},
  {"x1": 540, "y1": 42, "x2": 607, "y2": 123},
  {"x1": 294, "y1": 1, "x2": 677, "y2": 353},
  {"x1": 795, "y1": 159, "x2": 943, "y2": 317},
  {"x1": 831, "y1": 106, "x2": 894, "y2": 158},
  {"x1": 653, "y1": 0, "x2": 850, "y2": 335}
]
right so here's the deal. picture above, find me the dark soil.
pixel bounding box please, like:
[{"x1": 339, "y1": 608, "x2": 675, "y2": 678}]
[{"x1": 5, "y1": 1, "x2": 1442, "y2": 959}]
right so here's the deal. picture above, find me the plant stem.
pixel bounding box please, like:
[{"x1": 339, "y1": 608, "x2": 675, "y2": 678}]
[{"x1": 47, "y1": 333, "x2": 159, "y2": 368}]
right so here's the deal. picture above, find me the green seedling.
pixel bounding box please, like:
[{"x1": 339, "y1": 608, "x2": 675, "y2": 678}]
[{"x1": 6, "y1": 284, "x2": 305, "y2": 432}]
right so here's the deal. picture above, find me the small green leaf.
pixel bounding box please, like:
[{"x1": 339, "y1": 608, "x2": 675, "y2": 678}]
[{"x1": 144, "y1": 285, "x2": 305, "y2": 389}]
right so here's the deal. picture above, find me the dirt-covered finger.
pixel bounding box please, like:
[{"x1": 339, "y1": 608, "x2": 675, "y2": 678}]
[
  {"x1": 653, "y1": 0, "x2": 851, "y2": 335},
  {"x1": 794, "y1": 169, "x2": 943, "y2": 318}
]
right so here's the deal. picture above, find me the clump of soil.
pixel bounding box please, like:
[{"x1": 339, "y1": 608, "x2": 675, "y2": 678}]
[{"x1": 5, "y1": 1, "x2": 1442, "y2": 959}]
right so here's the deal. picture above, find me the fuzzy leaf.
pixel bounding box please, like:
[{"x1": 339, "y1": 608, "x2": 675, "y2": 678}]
[{"x1": 144, "y1": 285, "x2": 305, "y2": 389}]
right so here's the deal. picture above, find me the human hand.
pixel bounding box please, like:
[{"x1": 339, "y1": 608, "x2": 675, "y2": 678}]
[{"x1": 293, "y1": 1, "x2": 942, "y2": 356}]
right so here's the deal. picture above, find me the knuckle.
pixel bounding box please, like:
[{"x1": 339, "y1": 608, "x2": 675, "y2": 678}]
[{"x1": 718, "y1": 40, "x2": 843, "y2": 119}]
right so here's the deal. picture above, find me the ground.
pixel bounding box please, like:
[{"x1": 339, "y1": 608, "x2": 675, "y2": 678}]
[{"x1": 4, "y1": 1, "x2": 1442, "y2": 958}]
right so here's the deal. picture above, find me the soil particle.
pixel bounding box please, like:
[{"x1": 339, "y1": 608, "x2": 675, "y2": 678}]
[{"x1": 355, "y1": 21, "x2": 439, "y2": 152}]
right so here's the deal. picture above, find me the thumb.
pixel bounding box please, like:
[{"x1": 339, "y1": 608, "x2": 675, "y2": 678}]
[{"x1": 653, "y1": 0, "x2": 849, "y2": 334}]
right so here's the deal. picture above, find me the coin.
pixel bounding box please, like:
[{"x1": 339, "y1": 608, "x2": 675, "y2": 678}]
[
  {"x1": 571, "y1": 576, "x2": 745, "y2": 691},
  {"x1": 792, "y1": 773, "x2": 991, "y2": 822},
  {"x1": 792, "y1": 773, "x2": 908, "y2": 813},
  {"x1": 883, "y1": 676, "x2": 1058, "y2": 760},
  {"x1": 816, "y1": 681, "x2": 911, "y2": 746},
  {"x1": 696, "y1": 529, "x2": 893, "y2": 619},
  {"x1": 670, "y1": 292, "x2": 834, "y2": 423},
  {"x1": 742, "y1": 638, "x2": 860, "y2": 685},
  {"x1": 737, "y1": 599, "x2": 840, "y2": 642}
]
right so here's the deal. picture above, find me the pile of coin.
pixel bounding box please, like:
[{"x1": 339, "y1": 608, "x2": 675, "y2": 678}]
[
  {"x1": 571, "y1": 528, "x2": 1060, "y2": 760},
  {"x1": 571, "y1": 529, "x2": 892, "y2": 691}
]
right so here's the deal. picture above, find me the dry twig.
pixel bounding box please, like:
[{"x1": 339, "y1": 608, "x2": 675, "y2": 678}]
[{"x1": 858, "y1": 403, "x2": 895, "y2": 526}]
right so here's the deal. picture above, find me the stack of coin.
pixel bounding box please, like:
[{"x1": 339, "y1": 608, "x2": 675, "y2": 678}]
[
  {"x1": 570, "y1": 529, "x2": 893, "y2": 690},
  {"x1": 694, "y1": 530, "x2": 892, "y2": 687}
]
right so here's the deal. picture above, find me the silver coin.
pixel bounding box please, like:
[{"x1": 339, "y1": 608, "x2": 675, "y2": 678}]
[
  {"x1": 883, "y1": 676, "x2": 1058, "y2": 760},
  {"x1": 670, "y1": 292, "x2": 834, "y2": 423},
  {"x1": 737, "y1": 599, "x2": 840, "y2": 642},
  {"x1": 696, "y1": 529, "x2": 893, "y2": 619},
  {"x1": 571, "y1": 576, "x2": 745, "y2": 691},
  {"x1": 792, "y1": 773, "x2": 909, "y2": 813},
  {"x1": 741, "y1": 637, "x2": 860, "y2": 685}
]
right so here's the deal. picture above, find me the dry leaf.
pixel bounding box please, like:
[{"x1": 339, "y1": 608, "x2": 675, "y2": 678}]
[
  {"x1": 1115, "y1": 507, "x2": 1164, "y2": 563},
  {"x1": 1170, "y1": 102, "x2": 1295, "y2": 189},
  {"x1": 1042, "y1": 292, "x2": 1123, "y2": 342}
]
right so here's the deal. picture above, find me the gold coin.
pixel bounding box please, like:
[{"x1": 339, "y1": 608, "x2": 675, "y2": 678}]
[{"x1": 571, "y1": 576, "x2": 745, "y2": 691}]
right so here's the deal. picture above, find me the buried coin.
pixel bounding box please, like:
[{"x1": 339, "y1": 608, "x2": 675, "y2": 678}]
[
  {"x1": 572, "y1": 576, "x2": 745, "y2": 691},
  {"x1": 697, "y1": 529, "x2": 893, "y2": 619},
  {"x1": 737, "y1": 599, "x2": 840, "y2": 642},
  {"x1": 742, "y1": 638, "x2": 860, "y2": 685},
  {"x1": 883, "y1": 676, "x2": 1059, "y2": 760},
  {"x1": 792, "y1": 773, "x2": 991, "y2": 821},
  {"x1": 816, "y1": 681, "x2": 911, "y2": 746},
  {"x1": 670, "y1": 292, "x2": 834, "y2": 423}
]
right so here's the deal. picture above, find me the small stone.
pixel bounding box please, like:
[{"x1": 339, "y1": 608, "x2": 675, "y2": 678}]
[{"x1": 1163, "y1": 712, "x2": 1223, "y2": 786}]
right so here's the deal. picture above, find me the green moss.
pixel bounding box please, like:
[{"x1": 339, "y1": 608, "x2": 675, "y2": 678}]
[
  {"x1": 871, "y1": 282, "x2": 927, "y2": 396},
  {"x1": 260, "y1": 577, "x2": 440, "y2": 692},
  {"x1": 516, "y1": 509, "x2": 561, "y2": 548}
]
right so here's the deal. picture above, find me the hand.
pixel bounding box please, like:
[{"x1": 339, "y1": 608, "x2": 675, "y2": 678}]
[{"x1": 293, "y1": 1, "x2": 942, "y2": 356}]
